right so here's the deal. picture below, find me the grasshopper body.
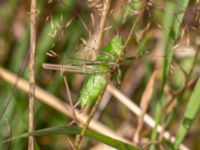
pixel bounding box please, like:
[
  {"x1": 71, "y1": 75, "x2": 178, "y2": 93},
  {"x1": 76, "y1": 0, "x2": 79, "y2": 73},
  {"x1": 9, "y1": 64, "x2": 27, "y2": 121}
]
[{"x1": 79, "y1": 35, "x2": 124, "y2": 107}]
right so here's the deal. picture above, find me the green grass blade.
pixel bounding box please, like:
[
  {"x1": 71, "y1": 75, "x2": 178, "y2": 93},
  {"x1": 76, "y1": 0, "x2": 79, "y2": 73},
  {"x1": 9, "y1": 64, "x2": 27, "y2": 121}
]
[
  {"x1": 3, "y1": 125, "x2": 140, "y2": 150},
  {"x1": 173, "y1": 78, "x2": 200, "y2": 149},
  {"x1": 36, "y1": 0, "x2": 76, "y2": 74},
  {"x1": 151, "y1": 1, "x2": 190, "y2": 148},
  {"x1": 47, "y1": 21, "x2": 84, "y2": 94},
  {"x1": 161, "y1": 0, "x2": 189, "y2": 90}
]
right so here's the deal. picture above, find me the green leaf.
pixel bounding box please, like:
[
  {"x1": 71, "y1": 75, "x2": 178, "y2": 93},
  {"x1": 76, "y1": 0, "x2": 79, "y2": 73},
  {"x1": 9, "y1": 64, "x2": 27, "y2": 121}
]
[
  {"x1": 161, "y1": 0, "x2": 189, "y2": 91},
  {"x1": 2, "y1": 125, "x2": 140, "y2": 150},
  {"x1": 173, "y1": 78, "x2": 200, "y2": 149}
]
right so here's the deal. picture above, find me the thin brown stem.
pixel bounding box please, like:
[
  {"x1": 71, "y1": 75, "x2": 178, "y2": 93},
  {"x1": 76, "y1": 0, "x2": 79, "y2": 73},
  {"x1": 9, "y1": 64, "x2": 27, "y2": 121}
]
[
  {"x1": 133, "y1": 71, "x2": 158, "y2": 143},
  {"x1": 29, "y1": 0, "x2": 37, "y2": 149},
  {"x1": 74, "y1": 86, "x2": 107, "y2": 150},
  {"x1": 63, "y1": 76, "x2": 77, "y2": 123},
  {"x1": 123, "y1": 8, "x2": 144, "y2": 51},
  {"x1": 1, "y1": 51, "x2": 29, "y2": 118},
  {"x1": 185, "y1": 45, "x2": 200, "y2": 82},
  {"x1": 95, "y1": 0, "x2": 111, "y2": 53},
  {"x1": 66, "y1": 137, "x2": 75, "y2": 150},
  {"x1": 173, "y1": 45, "x2": 200, "y2": 95}
]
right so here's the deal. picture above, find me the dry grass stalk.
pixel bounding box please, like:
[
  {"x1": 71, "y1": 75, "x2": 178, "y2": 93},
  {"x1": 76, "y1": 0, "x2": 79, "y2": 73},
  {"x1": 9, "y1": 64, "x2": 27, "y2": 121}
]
[
  {"x1": 63, "y1": 76, "x2": 77, "y2": 124},
  {"x1": 0, "y1": 67, "x2": 134, "y2": 147},
  {"x1": 74, "y1": 0, "x2": 112, "y2": 148},
  {"x1": 107, "y1": 84, "x2": 189, "y2": 150},
  {"x1": 29, "y1": 0, "x2": 37, "y2": 149},
  {"x1": 133, "y1": 70, "x2": 159, "y2": 144}
]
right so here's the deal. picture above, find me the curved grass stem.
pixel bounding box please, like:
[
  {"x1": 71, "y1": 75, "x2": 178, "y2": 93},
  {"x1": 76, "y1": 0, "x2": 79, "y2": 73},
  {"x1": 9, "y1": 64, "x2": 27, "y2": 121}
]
[{"x1": 74, "y1": 87, "x2": 106, "y2": 150}]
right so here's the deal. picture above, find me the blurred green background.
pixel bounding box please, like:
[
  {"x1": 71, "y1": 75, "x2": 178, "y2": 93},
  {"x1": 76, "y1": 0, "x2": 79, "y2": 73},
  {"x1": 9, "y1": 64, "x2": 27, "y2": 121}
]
[{"x1": 0, "y1": 0, "x2": 199, "y2": 149}]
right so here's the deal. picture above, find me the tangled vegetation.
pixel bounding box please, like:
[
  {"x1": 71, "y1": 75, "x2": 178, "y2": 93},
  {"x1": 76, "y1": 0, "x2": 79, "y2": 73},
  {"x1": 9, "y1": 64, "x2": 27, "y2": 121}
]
[{"x1": 0, "y1": 0, "x2": 200, "y2": 149}]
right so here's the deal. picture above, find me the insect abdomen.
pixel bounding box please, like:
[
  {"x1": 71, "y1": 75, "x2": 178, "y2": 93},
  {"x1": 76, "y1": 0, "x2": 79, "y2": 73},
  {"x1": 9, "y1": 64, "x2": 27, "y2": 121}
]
[
  {"x1": 79, "y1": 36, "x2": 124, "y2": 107},
  {"x1": 79, "y1": 75, "x2": 107, "y2": 108}
]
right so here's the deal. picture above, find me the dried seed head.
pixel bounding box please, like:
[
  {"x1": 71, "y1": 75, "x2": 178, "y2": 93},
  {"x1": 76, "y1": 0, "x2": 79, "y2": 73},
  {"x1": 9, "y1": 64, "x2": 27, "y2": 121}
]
[
  {"x1": 88, "y1": 0, "x2": 103, "y2": 13},
  {"x1": 45, "y1": 16, "x2": 50, "y2": 23},
  {"x1": 90, "y1": 13, "x2": 95, "y2": 28},
  {"x1": 65, "y1": 17, "x2": 74, "y2": 28},
  {"x1": 48, "y1": 30, "x2": 57, "y2": 38},
  {"x1": 183, "y1": 2, "x2": 200, "y2": 31},
  {"x1": 46, "y1": 50, "x2": 58, "y2": 57},
  {"x1": 47, "y1": 0, "x2": 53, "y2": 4}
]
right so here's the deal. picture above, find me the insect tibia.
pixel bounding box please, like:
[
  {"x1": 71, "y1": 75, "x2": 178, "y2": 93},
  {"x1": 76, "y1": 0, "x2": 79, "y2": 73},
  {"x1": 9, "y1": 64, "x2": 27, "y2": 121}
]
[{"x1": 43, "y1": 63, "x2": 109, "y2": 75}]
